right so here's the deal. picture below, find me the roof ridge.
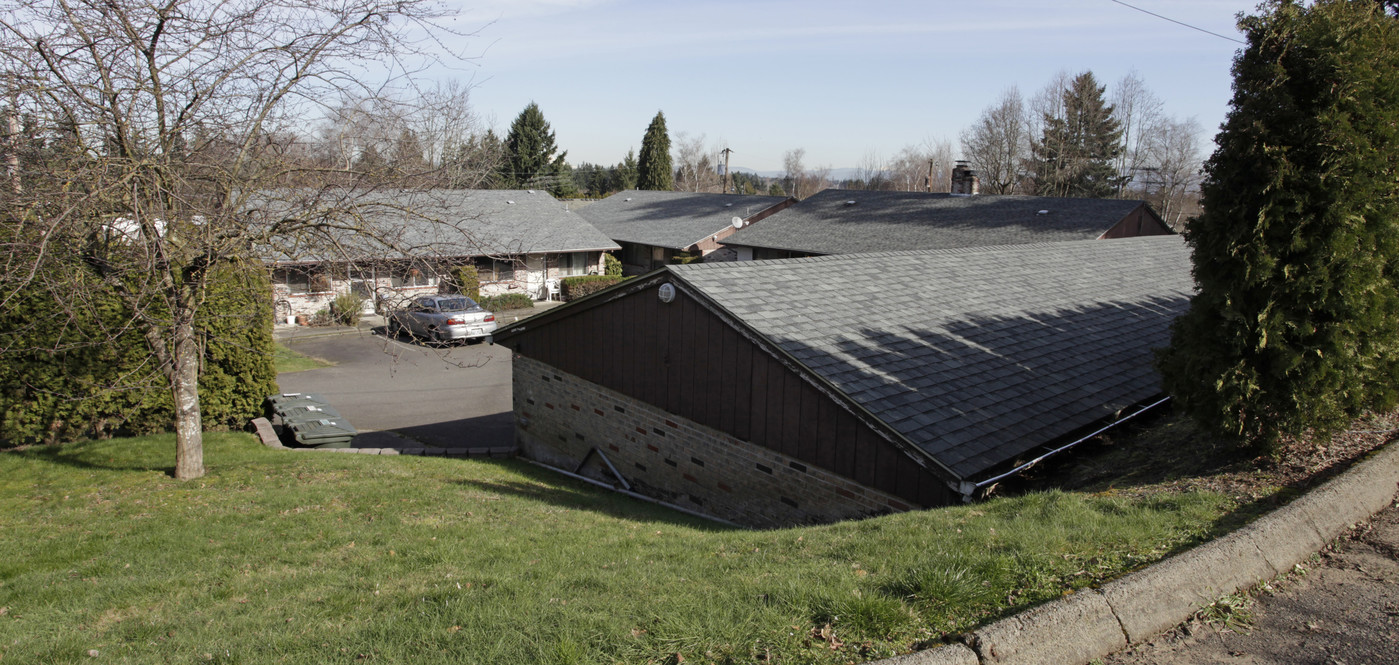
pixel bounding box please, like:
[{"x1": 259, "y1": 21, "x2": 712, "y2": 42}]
[{"x1": 671, "y1": 235, "x2": 1183, "y2": 271}]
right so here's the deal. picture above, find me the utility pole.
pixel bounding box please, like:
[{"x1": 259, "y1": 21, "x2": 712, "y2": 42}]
[
  {"x1": 926, "y1": 159, "x2": 937, "y2": 193},
  {"x1": 720, "y1": 147, "x2": 734, "y2": 194}
]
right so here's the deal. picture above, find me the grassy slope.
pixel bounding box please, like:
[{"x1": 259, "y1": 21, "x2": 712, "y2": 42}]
[{"x1": 0, "y1": 435, "x2": 1233, "y2": 665}]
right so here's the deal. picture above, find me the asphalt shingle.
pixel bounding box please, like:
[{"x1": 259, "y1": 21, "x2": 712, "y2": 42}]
[
  {"x1": 722, "y1": 188, "x2": 1160, "y2": 256},
  {"x1": 574, "y1": 190, "x2": 788, "y2": 250},
  {"x1": 670, "y1": 235, "x2": 1193, "y2": 479},
  {"x1": 266, "y1": 189, "x2": 619, "y2": 263}
]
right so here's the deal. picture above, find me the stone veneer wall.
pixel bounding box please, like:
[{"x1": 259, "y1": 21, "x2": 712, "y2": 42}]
[{"x1": 513, "y1": 355, "x2": 912, "y2": 528}]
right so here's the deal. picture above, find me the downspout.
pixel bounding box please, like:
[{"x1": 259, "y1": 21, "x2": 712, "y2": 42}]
[{"x1": 958, "y1": 396, "x2": 1172, "y2": 501}]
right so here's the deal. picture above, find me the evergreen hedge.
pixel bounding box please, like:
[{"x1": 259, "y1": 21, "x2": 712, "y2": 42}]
[
  {"x1": 0, "y1": 265, "x2": 278, "y2": 447},
  {"x1": 561, "y1": 275, "x2": 625, "y2": 300},
  {"x1": 477, "y1": 293, "x2": 534, "y2": 312}
]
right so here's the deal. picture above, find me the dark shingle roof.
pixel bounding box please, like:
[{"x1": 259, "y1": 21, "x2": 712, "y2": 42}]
[
  {"x1": 574, "y1": 190, "x2": 788, "y2": 250},
  {"x1": 266, "y1": 189, "x2": 619, "y2": 263},
  {"x1": 670, "y1": 235, "x2": 1193, "y2": 479},
  {"x1": 721, "y1": 189, "x2": 1155, "y2": 255}
]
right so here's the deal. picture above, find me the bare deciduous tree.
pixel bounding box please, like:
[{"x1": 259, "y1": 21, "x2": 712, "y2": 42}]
[
  {"x1": 1140, "y1": 116, "x2": 1204, "y2": 229},
  {"x1": 960, "y1": 87, "x2": 1030, "y2": 194},
  {"x1": 1111, "y1": 71, "x2": 1166, "y2": 197},
  {"x1": 782, "y1": 148, "x2": 807, "y2": 199},
  {"x1": 887, "y1": 139, "x2": 955, "y2": 193},
  {"x1": 1026, "y1": 70, "x2": 1073, "y2": 193},
  {"x1": 847, "y1": 150, "x2": 892, "y2": 190},
  {"x1": 673, "y1": 132, "x2": 721, "y2": 193},
  {"x1": 0, "y1": 0, "x2": 468, "y2": 479}
]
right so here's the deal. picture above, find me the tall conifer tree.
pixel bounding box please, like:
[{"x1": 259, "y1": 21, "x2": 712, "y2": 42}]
[
  {"x1": 1030, "y1": 72, "x2": 1123, "y2": 198},
  {"x1": 1157, "y1": 0, "x2": 1399, "y2": 446},
  {"x1": 500, "y1": 102, "x2": 566, "y2": 189},
  {"x1": 637, "y1": 111, "x2": 673, "y2": 191}
]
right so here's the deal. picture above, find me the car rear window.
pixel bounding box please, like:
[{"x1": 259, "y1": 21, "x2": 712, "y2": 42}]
[{"x1": 436, "y1": 297, "x2": 478, "y2": 312}]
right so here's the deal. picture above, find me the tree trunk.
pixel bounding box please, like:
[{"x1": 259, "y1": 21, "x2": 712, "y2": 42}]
[{"x1": 171, "y1": 321, "x2": 205, "y2": 480}]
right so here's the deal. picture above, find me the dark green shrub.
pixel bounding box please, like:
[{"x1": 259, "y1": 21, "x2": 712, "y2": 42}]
[
  {"x1": 561, "y1": 275, "x2": 624, "y2": 300},
  {"x1": 451, "y1": 264, "x2": 481, "y2": 300},
  {"x1": 0, "y1": 264, "x2": 277, "y2": 447},
  {"x1": 478, "y1": 293, "x2": 534, "y2": 312},
  {"x1": 329, "y1": 292, "x2": 362, "y2": 326},
  {"x1": 1157, "y1": 0, "x2": 1399, "y2": 447},
  {"x1": 603, "y1": 253, "x2": 622, "y2": 276}
]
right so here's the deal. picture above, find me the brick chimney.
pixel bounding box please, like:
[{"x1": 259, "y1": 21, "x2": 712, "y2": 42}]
[{"x1": 950, "y1": 160, "x2": 980, "y2": 196}]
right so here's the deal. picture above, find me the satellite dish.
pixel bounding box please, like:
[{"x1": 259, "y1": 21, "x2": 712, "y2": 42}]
[{"x1": 731, "y1": 216, "x2": 744, "y2": 229}]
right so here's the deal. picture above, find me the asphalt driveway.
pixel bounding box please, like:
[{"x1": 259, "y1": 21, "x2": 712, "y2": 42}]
[{"x1": 275, "y1": 327, "x2": 514, "y2": 450}]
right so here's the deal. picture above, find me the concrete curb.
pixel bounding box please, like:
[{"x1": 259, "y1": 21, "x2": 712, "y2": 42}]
[{"x1": 868, "y1": 441, "x2": 1399, "y2": 665}]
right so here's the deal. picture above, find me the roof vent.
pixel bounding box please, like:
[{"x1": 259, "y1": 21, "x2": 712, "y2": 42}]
[
  {"x1": 845, "y1": 200, "x2": 857, "y2": 206},
  {"x1": 527, "y1": 189, "x2": 535, "y2": 194},
  {"x1": 507, "y1": 200, "x2": 515, "y2": 205},
  {"x1": 624, "y1": 197, "x2": 633, "y2": 202},
  {"x1": 1037, "y1": 209, "x2": 1050, "y2": 215},
  {"x1": 725, "y1": 203, "x2": 733, "y2": 207}
]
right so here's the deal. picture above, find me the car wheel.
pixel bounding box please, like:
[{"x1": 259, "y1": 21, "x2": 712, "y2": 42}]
[{"x1": 387, "y1": 319, "x2": 401, "y2": 339}]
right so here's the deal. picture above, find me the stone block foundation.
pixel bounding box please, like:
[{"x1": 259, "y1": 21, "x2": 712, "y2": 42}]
[{"x1": 513, "y1": 355, "x2": 909, "y2": 528}]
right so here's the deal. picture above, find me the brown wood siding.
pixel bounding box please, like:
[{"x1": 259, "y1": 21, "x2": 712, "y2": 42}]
[
  {"x1": 1102, "y1": 204, "x2": 1173, "y2": 239},
  {"x1": 500, "y1": 281, "x2": 952, "y2": 508}
]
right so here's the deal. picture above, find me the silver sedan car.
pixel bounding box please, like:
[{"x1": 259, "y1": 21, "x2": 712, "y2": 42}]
[{"x1": 386, "y1": 295, "x2": 497, "y2": 345}]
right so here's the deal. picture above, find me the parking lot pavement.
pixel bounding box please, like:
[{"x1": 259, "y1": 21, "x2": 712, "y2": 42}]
[{"x1": 275, "y1": 328, "x2": 514, "y2": 450}]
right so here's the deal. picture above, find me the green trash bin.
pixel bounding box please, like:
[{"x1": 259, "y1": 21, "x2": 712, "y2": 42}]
[
  {"x1": 278, "y1": 403, "x2": 342, "y2": 420},
  {"x1": 284, "y1": 416, "x2": 358, "y2": 449},
  {"x1": 264, "y1": 392, "x2": 329, "y2": 418}
]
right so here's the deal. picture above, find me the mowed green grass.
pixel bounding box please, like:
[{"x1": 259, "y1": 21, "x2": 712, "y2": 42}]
[
  {"x1": 0, "y1": 434, "x2": 1233, "y2": 665},
  {"x1": 274, "y1": 344, "x2": 332, "y2": 374}
]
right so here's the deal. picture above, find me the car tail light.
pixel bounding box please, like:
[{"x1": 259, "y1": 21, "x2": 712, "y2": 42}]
[
  {"x1": 483, "y1": 314, "x2": 495, "y2": 322},
  {"x1": 446, "y1": 317, "x2": 466, "y2": 325}
]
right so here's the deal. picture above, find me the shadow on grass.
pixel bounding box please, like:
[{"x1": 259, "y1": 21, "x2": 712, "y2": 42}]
[
  {"x1": 452, "y1": 458, "x2": 740, "y2": 533},
  {"x1": 996, "y1": 405, "x2": 1398, "y2": 555},
  {"x1": 6, "y1": 443, "x2": 177, "y2": 476}
]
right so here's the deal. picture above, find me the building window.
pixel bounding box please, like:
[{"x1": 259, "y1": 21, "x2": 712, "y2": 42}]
[
  {"x1": 559, "y1": 252, "x2": 588, "y2": 277},
  {"x1": 391, "y1": 267, "x2": 432, "y2": 288},
  {"x1": 475, "y1": 258, "x2": 518, "y2": 282},
  {"x1": 277, "y1": 268, "x2": 332, "y2": 294}
]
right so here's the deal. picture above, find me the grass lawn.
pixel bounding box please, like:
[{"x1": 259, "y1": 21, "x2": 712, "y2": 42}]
[
  {"x1": 0, "y1": 434, "x2": 1236, "y2": 665},
  {"x1": 275, "y1": 344, "x2": 332, "y2": 374}
]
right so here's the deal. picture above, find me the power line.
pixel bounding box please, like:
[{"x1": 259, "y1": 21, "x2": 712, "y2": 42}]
[{"x1": 1108, "y1": 0, "x2": 1246, "y2": 45}]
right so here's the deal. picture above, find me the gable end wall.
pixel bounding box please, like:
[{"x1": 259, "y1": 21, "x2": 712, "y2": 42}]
[
  {"x1": 513, "y1": 355, "x2": 909, "y2": 527},
  {"x1": 1101, "y1": 204, "x2": 1173, "y2": 239},
  {"x1": 500, "y1": 280, "x2": 953, "y2": 510}
]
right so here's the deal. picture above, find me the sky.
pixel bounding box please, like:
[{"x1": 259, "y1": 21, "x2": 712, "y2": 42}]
[{"x1": 430, "y1": 0, "x2": 1262, "y2": 173}]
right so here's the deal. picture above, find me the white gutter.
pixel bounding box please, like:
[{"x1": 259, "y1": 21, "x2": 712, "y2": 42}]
[{"x1": 962, "y1": 396, "x2": 1173, "y2": 499}]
